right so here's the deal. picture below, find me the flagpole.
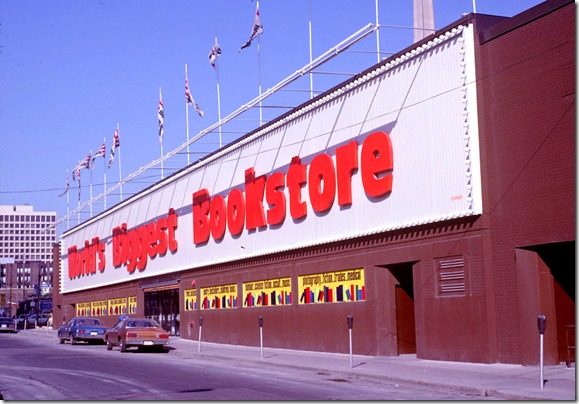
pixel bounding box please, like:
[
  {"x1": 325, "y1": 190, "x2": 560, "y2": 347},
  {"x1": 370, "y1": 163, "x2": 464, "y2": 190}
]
[
  {"x1": 375, "y1": 0, "x2": 381, "y2": 63},
  {"x1": 103, "y1": 136, "x2": 107, "y2": 210},
  {"x1": 308, "y1": 0, "x2": 313, "y2": 99},
  {"x1": 257, "y1": 0, "x2": 263, "y2": 126},
  {"x1": 117, "y1": 122, "x2": 123, "y2": 201},
  {"x1": 77, "y1": 167, "x2": 81, "y2": 225},
  {"x1": 215, "y1": 36, "x2": 222, "y2": 148},
  {"x1": 185, "y1": 64, "x2": 191, "y2": 165},
  {"x1": 89, "y1": 148, "x2": 93, "y2": 218},
  {"x1": 66, "y1": 169, "x2": 70, "y2": 230},
  {"x1": 159, "y1": 87, "x2": 164, "y2": 180}
]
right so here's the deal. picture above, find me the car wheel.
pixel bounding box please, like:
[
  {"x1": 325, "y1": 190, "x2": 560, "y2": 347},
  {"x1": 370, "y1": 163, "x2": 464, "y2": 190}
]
[
  {"x1": 119, "y1": 338, "x2": 127, "y2": 352},
  {"x1": 106, "y1": 339, "x2": 113, "y2": 351},
  {"x1": 58, "y1": 333, "x2": 65, "y2": 344}
]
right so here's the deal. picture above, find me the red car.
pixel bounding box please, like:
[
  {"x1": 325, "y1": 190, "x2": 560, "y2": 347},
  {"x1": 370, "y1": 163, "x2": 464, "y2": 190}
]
[{"x1": 104, "y1": 316, "x2": 169, "y2": 352}]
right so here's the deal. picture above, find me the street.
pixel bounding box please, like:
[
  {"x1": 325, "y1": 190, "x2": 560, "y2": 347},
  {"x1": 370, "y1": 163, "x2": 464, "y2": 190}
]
[{"x1": 0, "y1": 332, "x2": 493, "y2": 400}]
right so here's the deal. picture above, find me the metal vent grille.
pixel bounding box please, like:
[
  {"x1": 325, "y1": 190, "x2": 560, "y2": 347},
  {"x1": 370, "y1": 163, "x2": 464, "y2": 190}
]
[{"x1": 437, "y1": 257, "x2": 465, "y2": 296}]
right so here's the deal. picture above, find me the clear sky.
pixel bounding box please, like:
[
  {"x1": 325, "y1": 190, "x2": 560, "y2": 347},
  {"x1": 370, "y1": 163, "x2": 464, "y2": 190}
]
[{"x1": 0, "y1": 0, "x2": 544, "y2": 235}]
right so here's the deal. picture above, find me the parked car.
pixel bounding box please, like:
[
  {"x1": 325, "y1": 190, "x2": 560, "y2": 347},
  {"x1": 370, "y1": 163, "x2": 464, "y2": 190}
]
[
  {"x1": 26, "y1": 314, "x2": 49, "y2": 328},
  {"x1": 57, "y1": 317, "x2": 108, "y2": 345},
  {"x1": 104, "y1": 316, "x2": 169, "y2": 352},
  {"x1": 0, "y1": 317, "x2": 17, "y2": 333}
]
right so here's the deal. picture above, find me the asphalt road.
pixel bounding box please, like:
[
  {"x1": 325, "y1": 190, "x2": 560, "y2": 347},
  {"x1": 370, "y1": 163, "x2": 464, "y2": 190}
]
[{"x1": 0, "y1": 332, "x2": 493, "y2": 400}]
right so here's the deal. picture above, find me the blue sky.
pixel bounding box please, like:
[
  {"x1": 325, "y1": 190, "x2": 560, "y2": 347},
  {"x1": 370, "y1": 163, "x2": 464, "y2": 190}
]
[{"x1": 0, "y1": 0, "x2": 544, "y2": 234}]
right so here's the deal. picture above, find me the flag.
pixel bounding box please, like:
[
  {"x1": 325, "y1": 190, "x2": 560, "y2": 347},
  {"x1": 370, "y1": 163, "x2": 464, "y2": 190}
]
[
  {"x1": 240, "y1": 1, "x2": 263, "y2": 50},
  {"x1": 81, "y1": 152, "x2": 91, "y2": 169},
  {"x1": 186, "y1": 71, "x2": 204, "y2": 117},
  {"x1": 108, "y1": 127, "x2": 120, "y2": 168},
  {"x1": 209, "y1": 41, "x2": 222, "y2": 67},
  {"x1": 77, "y1": 169, "x2": 81, "y2": 201},
  {"x1": 59, "y1": 171, "x2": 69, "y2": 197},
  {"x1": 158, "y1": 89, "x2": 164, "y2": 143},
  {"x1": 72, "y1": 163, "x2": 79, "y2": 181},
  {"x1": 91, "y1": 143, "x2": 106, "y2": 168}
]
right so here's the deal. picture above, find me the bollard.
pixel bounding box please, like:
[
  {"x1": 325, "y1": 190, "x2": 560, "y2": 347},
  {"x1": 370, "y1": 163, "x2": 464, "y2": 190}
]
[
  {"x1": 258, "y1": 316, "x2": 264, "y2": 359},
  {"x1": 537, "y1": 314, "x2": 546, "y2": 390},
  {"x1": 347, "y1": 315, "x2": 354, "y2": 368},
  {"x1": 198, "y1": 317, "x2": 203, "y2": 353}
]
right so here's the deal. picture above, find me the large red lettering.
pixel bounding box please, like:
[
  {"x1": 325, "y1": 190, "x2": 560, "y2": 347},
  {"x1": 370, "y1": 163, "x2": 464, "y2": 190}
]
[
  {"x1": 193, "y1": 189, "x2": 211, "y2": 244},
  {"x1": 336, "y1": 140, "x2": 359, "y2": 206},
  {"x1": 227, "y1": 188, "x2": 245, "y2": 236},
  {"x1": 308, "y1": 153, "x2": 336, "y2": 213},
  {"x1": 245, "y1": 168, "x2": 267, "y2": 231},
  {"x1": 210, "y1": 195, "x2": 227, "y2": 240},
  {"x1": 361, "y1": 131, "x2": 393, "y2": 198},
  {"x1": 266, "y1": 171, "x2": 286, "y2": 225},
  {"x1": 287, "y1": 156, "x2": 307, "y2": 220}
]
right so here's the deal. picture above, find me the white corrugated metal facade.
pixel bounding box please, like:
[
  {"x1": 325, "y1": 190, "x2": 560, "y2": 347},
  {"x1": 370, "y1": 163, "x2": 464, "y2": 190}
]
[{"x1": 61, "y1": 24, "x2": 482, "y2": 294}]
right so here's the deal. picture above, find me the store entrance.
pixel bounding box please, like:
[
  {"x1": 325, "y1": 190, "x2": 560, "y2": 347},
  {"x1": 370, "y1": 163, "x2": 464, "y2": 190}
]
[{"x1": 144, "y1": 288, "x2": 180, "y2": 336}]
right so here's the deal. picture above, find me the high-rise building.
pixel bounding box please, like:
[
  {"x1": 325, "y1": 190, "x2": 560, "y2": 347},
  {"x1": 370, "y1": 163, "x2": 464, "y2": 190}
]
[
  {"x1": 0, "y1": 205, "x2": 56, "y2": 317},
  {"x1": 0, "y1": 205, "x2": 56, "y2": 262}
]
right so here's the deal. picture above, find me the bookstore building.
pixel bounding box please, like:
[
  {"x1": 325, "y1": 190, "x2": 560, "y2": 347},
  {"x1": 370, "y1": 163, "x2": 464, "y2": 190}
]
[{"x1": 53, "y1": 0, "x2": 574, "y2": 365}]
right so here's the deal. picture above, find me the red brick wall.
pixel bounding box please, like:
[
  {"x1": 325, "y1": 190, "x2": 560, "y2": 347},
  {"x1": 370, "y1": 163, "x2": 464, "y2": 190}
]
[{"x1": 476, "y1": 1, "x2": 575, "y2": 363}]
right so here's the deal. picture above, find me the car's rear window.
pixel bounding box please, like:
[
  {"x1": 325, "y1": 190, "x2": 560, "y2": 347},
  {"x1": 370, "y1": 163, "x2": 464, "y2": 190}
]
[
  {"x1": 78, "y1": 319, "x2": 102, "y2": 326},
  {"x1": 127, "y1": 320, "x2": 155, "y2": 327}
]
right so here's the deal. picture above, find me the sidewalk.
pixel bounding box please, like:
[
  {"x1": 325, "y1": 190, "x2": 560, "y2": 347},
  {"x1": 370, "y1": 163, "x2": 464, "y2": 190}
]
[{"x1": 24, "y1": 328, "x2": 576, "y2": 400}]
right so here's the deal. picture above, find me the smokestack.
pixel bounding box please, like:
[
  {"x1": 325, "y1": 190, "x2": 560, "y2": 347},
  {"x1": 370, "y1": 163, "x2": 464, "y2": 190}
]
[{"x1": 413, "y1": 0, "x2": 435, "y2": 43}]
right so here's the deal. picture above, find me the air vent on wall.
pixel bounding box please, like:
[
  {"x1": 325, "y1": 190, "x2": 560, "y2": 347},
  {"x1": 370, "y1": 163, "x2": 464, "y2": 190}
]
[{"x1": 437, "y1": 257, "x2": 465, "y2": 296}]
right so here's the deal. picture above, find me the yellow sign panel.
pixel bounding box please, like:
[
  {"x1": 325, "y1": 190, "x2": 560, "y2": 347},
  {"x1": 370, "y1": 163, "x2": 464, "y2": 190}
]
[
  {"x1": 298, "y1": 268, "x2": 365, "y2": 304},
  {"x1": 91, "y1": 300, "x2": 108, "y2": 316},
  {"x1": 76, "y1": 302, "x2": 91, "y2": 317},
  {"x1": 107, "y1": 297, "x2": 127, "y2": 316},
  {"x1": 184, "y1": 288, "x2": 197, "y2": 311},
  {"x1": 200, "y1": 283, "x2": 237, "y2": 310},
  {"x1": 242, "y1": 277, "x2": 291, "y2": 307},
  {"x1": 128, "y1": 296, "x2": 137, "y2": 314}
]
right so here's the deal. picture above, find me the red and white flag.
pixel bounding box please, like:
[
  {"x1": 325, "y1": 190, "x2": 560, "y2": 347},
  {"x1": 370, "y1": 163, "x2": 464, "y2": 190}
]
[
  {"x1": 186, "y1": 70, "x2": 204, "y2": 117},
  {"x1": 59, "y1": 171, "x2": 69, "y2": 197},
  {"x1": 209, "y1": 40, "x2": 222, "y2": 67},
  {"x1": 240, "y1": 1, "x2": 263, "y2": 50},
  {"x1": 91, "y1": 143, "x2": 106, "y2": 168},
  {"x1": 158, "y1": 89, "x2": 165, "y2": 143},
  {"x1": 108, "y1": 127, "x2": 120, "y2": 168}
]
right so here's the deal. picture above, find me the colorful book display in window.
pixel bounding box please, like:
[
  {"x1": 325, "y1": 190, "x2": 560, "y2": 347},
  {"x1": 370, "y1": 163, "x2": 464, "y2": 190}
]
[
  {"x1": 184, "y1": 288, "x2": 197, "y2": 311},
  {"x1": 128, "y1": 296, "x2": 137, "y2": 314},
  {"x1": 242, "y1": 277, "x2": 291, "y2": 307},
  {"x1": 200, "y1": 283, "x2": 237, "y2": 310},
  {"x1": 108, "y1": 297, "x2": 127, "y2": 315},
  {"x1": 76, "y1": 302, "x2": 91, "y2": 316},
  {"x1": 91, "y1": 299, "x2": 108, "y2": 316},
  {"x1": 298, "y1": 268, "x2": 365, "y2": 304}
]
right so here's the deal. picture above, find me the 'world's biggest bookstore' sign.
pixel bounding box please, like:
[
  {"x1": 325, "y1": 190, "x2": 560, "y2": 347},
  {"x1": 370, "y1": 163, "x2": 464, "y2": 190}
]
[{"x1": 66, "y1": 131, "x2": 393, "y2": 281}]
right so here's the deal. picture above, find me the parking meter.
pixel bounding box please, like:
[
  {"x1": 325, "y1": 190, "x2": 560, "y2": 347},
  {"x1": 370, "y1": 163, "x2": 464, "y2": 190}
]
[
  {"x1": 347, "y1": 315, "x2": 354, "y2": 367},
  {"x1": 199, "y1": 317, "x2": 203, "y2": 327},
  {"x1": 258, "y1": 316, "x2": 264, "y2": 358},
  {"x1": 537, "y1": 314, "x2": 546, "y2": 390},
  {"x1": 537, "y1": 314, "x2": 546, "y2": 335}
]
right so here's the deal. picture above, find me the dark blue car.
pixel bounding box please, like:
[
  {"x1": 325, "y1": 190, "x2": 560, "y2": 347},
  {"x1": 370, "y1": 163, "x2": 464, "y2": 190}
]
[{"x1": 57, "y1": 317, "x2": 108, "y2": 345}]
